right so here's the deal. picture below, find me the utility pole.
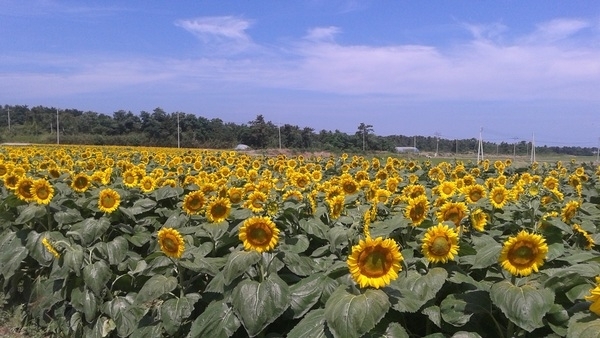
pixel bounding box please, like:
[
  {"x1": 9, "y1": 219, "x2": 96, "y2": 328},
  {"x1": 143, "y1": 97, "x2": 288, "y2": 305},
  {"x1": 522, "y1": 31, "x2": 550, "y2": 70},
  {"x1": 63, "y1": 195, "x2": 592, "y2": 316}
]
[
  {"x1": 56, "y1": 109, "x2": 60, "y2": 144},
  {"x1": 511, "y1": 137, "x2": 518, "y2": 161},
  {"x1": 177, "y1": 112, "x2": 180, "y2": 148},
  {"x1": 530, "y1": 133, "x2": 536, "y2": 163},
  {"x1": 477, "y1": 127, "x2": 484, "y2": 163},
  {"x1": 278, "y1": 123, "x2": 282, "y2": 150},
  {"x1": 434, "y1": 132, "x2": 441, "y2": 157},
  {"x1": 596, "y1": 137, "x2": 599, "y2": 163}
]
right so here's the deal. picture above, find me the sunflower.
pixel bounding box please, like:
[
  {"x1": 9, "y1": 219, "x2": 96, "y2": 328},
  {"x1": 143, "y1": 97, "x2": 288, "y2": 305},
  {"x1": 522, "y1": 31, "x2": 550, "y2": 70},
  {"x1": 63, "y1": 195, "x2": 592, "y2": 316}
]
[
  {"x1": 122, "y1": 169, "x2": 138, "y2": 188},
  {"x1": 421, "y1": 223, "x2": 459, "y2": 264},
  {"x1": 573, "y1": 224, "x2": 595, "y2": 250},
  {"x1": 71, "y1": 173, "x2": 90, "y2": 192},
  {"x1": 499, "y1": 230, "x2": 548, "y2": 277},
  {"x1": 373, "y1": 189, "x2": 391, "y2": 204},
  {"x1": 470, "y1": 209, "x2": 488, "y2": 232},
  {"x1": 31, "y1": 179, "x2": 54, "y2": 205},
  {"x1": 98, "y1": 188, "x2": 121, "y2": 213},
  {"x1": 462, "y1": 184, "x2": 487, "y2": 204},
  {"x1": 561, "y1": 200, "x2": 580, "y2": 223},
  {"x1": 437, "y1": 201, "x2": 468, "y2": 227},
  {"x1": 227, "y1": 187, "x2": 244, "y2": 204},
  {"x1": 282, "y1": 190, "x2": 303, "y2": 202},
  {"x1": 42, "y1": 237, "x2": 60, "y2": 259},
  {"x1": 327, "y1": 195, "x2": 345, "y2": 220},
  {"x1": 244, "y1": 191, "x2": 267, "y2": 214},
  {"x1": 340, "y1": 174, "x2": 359, "y2": 195},
  {"x1": 347, "y1": 236, "x2": 403, "y2": 289},
  {"x1": 206, "y1": 197, "x2": 231, "y2": 223},
  {"x1": 585, "y1": 276, "x2": 600, "y2": 316},
  {"x1": 238, "y1": 216, "x2": 280, "y2": 253},
  {"x1": 139, "y1": 176, "x2": 156, "y2": 194},
  {"x1": 437, "y1": 181, "x2": 456, "y2": 199},
  {"x1": 404, "y1": 195, "x2": 429, "y2": 226},
  {"x1": 182, "y1": 190, "x2": 206, "y2": 215},
  {"x1": 3, "y1": 173, "x2": 20, "y2": 190},
  {"x1": 15, "y1": 177, "x2": 35, "y2": 202},
  {"x1": 157, "y1": 227, "x2": 185, "y2": 258},
  {"x1": 489, "y1": 186, "x2": 509, "y2": 209}
]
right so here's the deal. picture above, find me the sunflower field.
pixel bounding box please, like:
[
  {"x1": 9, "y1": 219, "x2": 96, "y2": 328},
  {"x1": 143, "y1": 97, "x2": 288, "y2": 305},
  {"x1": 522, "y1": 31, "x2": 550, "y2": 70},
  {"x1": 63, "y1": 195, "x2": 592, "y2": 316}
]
[{"x1": 1, "y1": 144, "x2": 600, "y2": 338}]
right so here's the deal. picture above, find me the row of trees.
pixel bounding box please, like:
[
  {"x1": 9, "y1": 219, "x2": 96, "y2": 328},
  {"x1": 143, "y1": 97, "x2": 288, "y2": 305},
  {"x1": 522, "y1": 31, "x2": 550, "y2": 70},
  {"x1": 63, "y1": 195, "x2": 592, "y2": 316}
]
[{"x1": 0, "y1": 104, "x2": 597, "y2": 156}]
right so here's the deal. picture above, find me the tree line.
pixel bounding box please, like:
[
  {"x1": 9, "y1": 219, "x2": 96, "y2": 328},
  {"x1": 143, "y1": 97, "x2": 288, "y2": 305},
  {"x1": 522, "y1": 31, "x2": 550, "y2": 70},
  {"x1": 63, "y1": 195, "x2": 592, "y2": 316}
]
[{"x1": 0, "y1": 104, "x2": 596, "y2": 156}]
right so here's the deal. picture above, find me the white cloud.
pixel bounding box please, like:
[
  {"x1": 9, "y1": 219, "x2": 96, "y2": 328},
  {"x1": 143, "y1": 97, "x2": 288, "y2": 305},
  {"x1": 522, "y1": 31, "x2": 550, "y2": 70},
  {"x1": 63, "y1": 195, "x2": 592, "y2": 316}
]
[
  {"x1": 1, "y1": 17, "x2": 599, "y2": 105},
  {"x1": 304, "y1": 26, "x2": 341, "y2": 42},
  {"x1": 175, "y1": 16, "x2": 255, "y2": 53}
]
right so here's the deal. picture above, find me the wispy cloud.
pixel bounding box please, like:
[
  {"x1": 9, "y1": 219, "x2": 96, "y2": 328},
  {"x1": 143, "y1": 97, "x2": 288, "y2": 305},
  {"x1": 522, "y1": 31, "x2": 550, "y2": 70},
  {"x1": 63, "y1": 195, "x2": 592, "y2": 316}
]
[
  {"x1": 1, "y1": 17, "x2": 599, "y2": 104},
  {"x1": 175, "y1": 16, "x2": 256, "y2": 54}
]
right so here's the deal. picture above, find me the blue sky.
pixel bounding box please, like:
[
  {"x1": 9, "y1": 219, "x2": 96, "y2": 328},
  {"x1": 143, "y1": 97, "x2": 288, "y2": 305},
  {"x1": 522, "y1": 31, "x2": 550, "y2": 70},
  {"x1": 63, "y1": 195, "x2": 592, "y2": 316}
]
[{"x1": 1, "y1": 1, "x2": 599, "y2": 147}]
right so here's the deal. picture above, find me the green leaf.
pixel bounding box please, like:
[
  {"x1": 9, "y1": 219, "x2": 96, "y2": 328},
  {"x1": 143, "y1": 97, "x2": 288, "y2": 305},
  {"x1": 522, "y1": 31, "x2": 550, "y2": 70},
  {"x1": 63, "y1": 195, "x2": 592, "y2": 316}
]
[
  {"x1": 161, "y1": 296, "x2": 194, "y2": 335},
  {"x1": 83, "y1": 261, "x2": 112, "y2": 297},
  {"x1": 388, "y1": 267, "x2": 448, "y2": 313},
  {"x1": 279, "y1": 234, "x2": 310, "y2": 254},
  {"x1": 105, "y1": 236, "x2": 129, "y2": 265},
  {"x1": 71, "y1": 286, "x2": 98, "y2": 323},
  {"x1": 154, "y1": 186, "x2": 180, "y2": 201},
  {"x1": 128, "y1": 198, "x2": 157, "y2": 215},
  {"x1": 382, "y1": 322, "x2": 410, "y2": 338},
  {"x1": 490, "y1": 280, "x2": 555, "y2": 332},
  {"x1": 282, "y1": 252, "x2": 321, "y2": 277},
  {"x1": 470, "y1": 234, "x2": 502, "y2": 269},
  {"x1": 289, "y1": 274, "x2": 325, "y2": 319},
  {"x1": 125, "y1": 230, "x2": 151, "y2": 247},
  {"x1": 231, "y1": 274, "x2": 290, "y2": 337},
  {"x1": 187, "y1": 300, "x2": 241, "y2": 338},
  {"x1": 451, "y1": 332, "x2": 483, "y2": 338},
  {"x1": 136, "y1": 274, "x2": 178, "y2": 304},
  {"x1": 53, "y1": 208, "x2": 84, "y2": 225},
  {"x1": 440, "y1": 291, "x2": 490, "y2": 327},
  {"x1": 14, "y1": 204, "x2": 46, "y2": 224},
  {"x1": 67, "y1": 217, "x2": 110, "y2": 245},
  {"x1": 567, "y1": 312, "x2": 600, "y2": 338},
  {"x1": 328, "y1": 226, "x2": 349, "y2": 252},
  {"x1": 64, "y1": 245, "x2": 85, "y2": 275},
  {"x1": 25, "y1": 230, "x2": 52, "y2": 266},
  {"x1": 287, "y1": 309, "x2": 328, "y2": 338},
  {"x1": 300, "y1": 218, "x2": 329, "y2": 240},
  {"x1": 422, "y1": 305, "x2": 441, "y2": 328},
  {"x1": 324, "y1": 287, "x2": 390, "y2": 338},
  {"x1": 222, "y1": 250, "x2": 261, "y2": 285},
  {"x1": 104, "y1": 296, "x2": 147, "y2": 337}
]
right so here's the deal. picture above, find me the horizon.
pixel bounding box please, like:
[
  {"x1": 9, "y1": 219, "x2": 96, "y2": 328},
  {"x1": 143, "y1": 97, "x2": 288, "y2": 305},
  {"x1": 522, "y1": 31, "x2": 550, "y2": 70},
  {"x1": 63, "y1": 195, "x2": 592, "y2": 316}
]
[{"x1": 1, "y1": 1, "x2": 599, "y2": 148}]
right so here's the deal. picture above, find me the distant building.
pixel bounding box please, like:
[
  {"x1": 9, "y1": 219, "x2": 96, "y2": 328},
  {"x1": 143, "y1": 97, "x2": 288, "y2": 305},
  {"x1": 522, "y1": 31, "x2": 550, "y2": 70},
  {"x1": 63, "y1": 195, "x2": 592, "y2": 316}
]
[
  {"x1": 234, "y1": 144, "x2": 250, "y2": 150},
  {"x1": 395, "y1": 146, "x2": 419, "y2": 153}
]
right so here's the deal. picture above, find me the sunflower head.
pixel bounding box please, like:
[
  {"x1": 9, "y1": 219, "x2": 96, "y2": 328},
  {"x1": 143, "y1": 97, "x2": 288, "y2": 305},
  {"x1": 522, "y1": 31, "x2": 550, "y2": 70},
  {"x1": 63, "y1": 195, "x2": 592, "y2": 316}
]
[
  {"x1": 183, "y1": 191, "x2": 206, "y2": 215},
  {"x1": 404, "y1": 195, "x2": 429, "y2": 226},
  {"x1": 158, "y1": 227, "x2": 185, "y2": 258},
  {"x1": 421, "y1": 223, "x2": 460, "y2": 264},
  {"x1": 437, "y1": 201, "x2": 468, "y2": 227},
  {"x1": 206, "y1": 197, "x2": 232, "y2": 223},
  {"x1": 71, "y1": 173, "x2": 91, "y2": 193},
  {"x1": 238, "y1": 216, "x2": 280, "y2": 253},
  {"x1": 31, "y1": 179, "x2": 54, "y2": 205},
  {"x1": 347, "y1": 236, "x2": 403, "y2": 289},
  {"x1": 499, "y1": 230, "x2": 548, "y2": 277},
  {"x1": 139, "y1": 176, "x2": 156, "y2": 193},
  {"x1": 98, "y1": 188, "x2": 121, "y2": 213},
  {"x1": 16, "y1": 177, "x2": 35, "y2": 202}
]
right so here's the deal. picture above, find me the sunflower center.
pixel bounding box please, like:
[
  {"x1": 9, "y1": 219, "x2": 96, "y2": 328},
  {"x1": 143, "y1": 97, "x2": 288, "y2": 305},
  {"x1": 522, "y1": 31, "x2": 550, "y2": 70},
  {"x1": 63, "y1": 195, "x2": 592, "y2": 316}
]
[
  {"x1": 125, "y1": 175, "x2": 135, "y2": 184},
  {"x1": 101, "y1": 195, "x2": 116, "y2": 208},
  {"x1": 509, "y1": 242, "x2": 535, "y2": 266},
  {"x1": 410, "y1": 204, "x2": 425, "y2": 219},
  {"x1": 493, "y1": 193, "x2": 505, "y2": 204},
  {"x1": 343, "y1": 182, "x2": 357, "y2": 194},
  {"x1": 252, "y1": 198, "x2": 263, "y2": 209},
  {"x1": 248, "y1": 225, "x2": 271, "y2": 245},
  {"x1": 230, "y1": 193, "x2": 242, "y2": 204},
  {"x1": 211, "y1": 204, "x2": 227, "y2": 217},
  {"x1": 163, "y1": 236, "x2": 178, "y2": 253},
  {"x1": 430, "y1": 236, "x2": 451, "y2": 256},
  {"x1": 75, "y1": 177, "x2": 88, "y2": 188},
  {"x1": 442, "y1": 186, "x2": 453, "y2": 195},
  {"x1": 36, "y1": 187, "x2": 50, "y2": 199},
  {"x1": 359, "y1": 246, "x2": 392, "y2": 278},
  {"x1": 470, "y1": 191, "x2": 481, "y2": 202},
  {"x1": 187, "y1": 197, "x2": 203, "y2": 211}
]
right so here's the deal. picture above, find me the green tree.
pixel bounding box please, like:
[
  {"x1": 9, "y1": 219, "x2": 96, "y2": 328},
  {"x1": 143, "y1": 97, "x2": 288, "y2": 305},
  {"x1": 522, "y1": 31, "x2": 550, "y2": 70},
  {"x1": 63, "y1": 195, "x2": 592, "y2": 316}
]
[{"x1": 356, "y1": 123, "x2": 374, "y2": 151}]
